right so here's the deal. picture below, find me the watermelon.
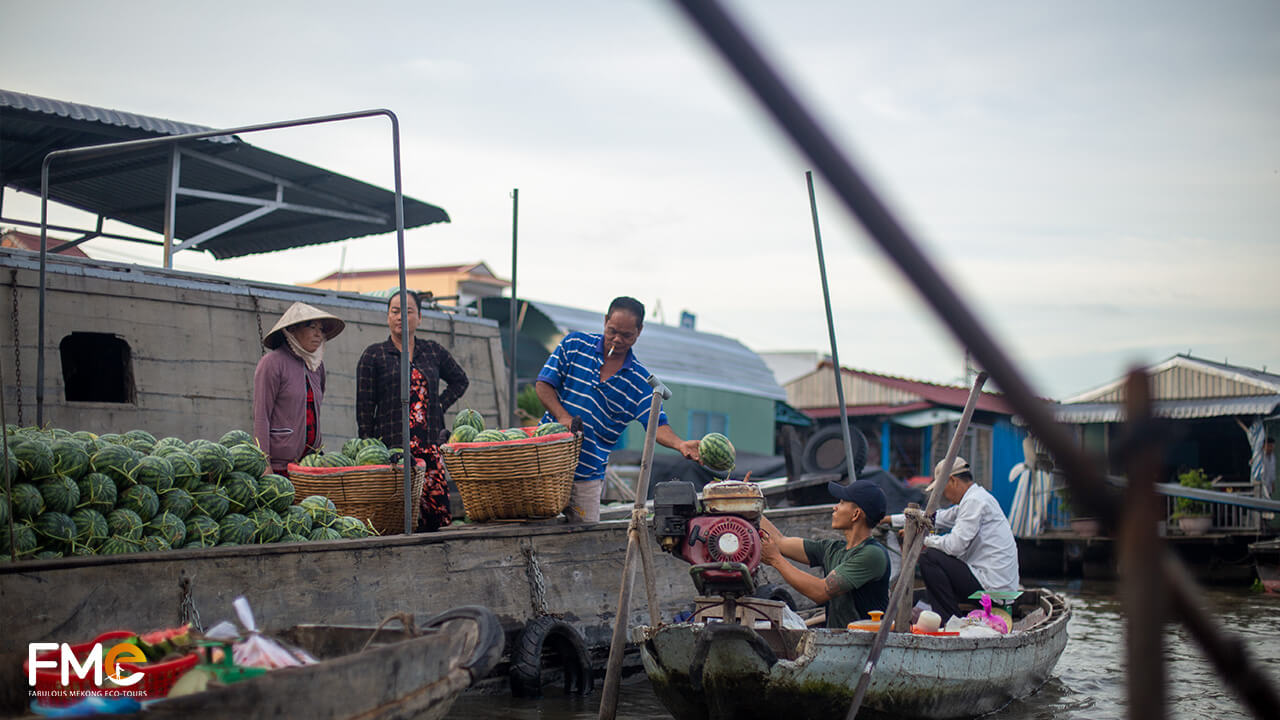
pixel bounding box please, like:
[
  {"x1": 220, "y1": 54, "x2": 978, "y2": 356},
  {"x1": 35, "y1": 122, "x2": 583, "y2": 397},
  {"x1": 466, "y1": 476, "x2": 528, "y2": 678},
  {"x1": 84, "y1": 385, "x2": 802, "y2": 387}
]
[
  {"x1": 448, "y1": 425, "x2": 479, "y2": 443},
  {"x1": 699, "y1": 433, "x2": 736, "y2": 472},
  {"x1": 106, "y1": 508, "x2": 146, "y2": 541},
  {"x1": 218, "y1": 513, "x2": 254, "y2": 545},
  {"x1": 159, "y1": 487, "x2": 195, "y2": 520},
  {"x1": 119, "y1": 485, "x2": 160, "y2": 522},
  {"x1": 39, "y1": 475, "x2": 80, "y2": 514},
  {"x1": 11, "y1": 483, "x2": 46, "y2": 520},
  {"x1": 140, "y1": 535, "x2": 171, "y2": 553},
  {"x1": 166, "y1": 451, "x2": 202, "y2": 490},
  {"x1": 99, "y1": 535, "x2": 138, "y2": 555},
  {"x1": 97, "y1": 433, "x2": 124, "y2": 445},
  {"x1": 0, "y1": 493, "x2": 7, "y2": 526},
  {"x1": 33, "y1": 550, "x2": 64, "y2": 560},
  {"x1": 341, "y1": 438, "x2": 362, "y2": 458},
  {"x1": 325, "y1": 453, "x2": 354, "y2": 468},
  {"x1": 219, "y1": 429, "x2": 254, "y2": 448},
  {"x1": 503, "y1": 428, "x2": 528, "y2": 440},
  {"x1": 146, "y1": 510, "x2": 186, "y2": 548},
  {"x1": 123, "y1": 429, "x2": 158, "y2": 453},
  {"x1": 474, "y1": 429, "x2": 507, "y2": 443},
  {"x1": 76, "y1": 472, "x2": 117, "y2": 514},
  {"x1": 229, "y1": 444, "x2": 268, "y2": 478},
  {"x1": 308, "y1": 526, "x2": 343, "y2": 542},
  {"x1": 152, "y1": 436, "x2": 188, "y2": 455},
  {"x1": 184, "y1": 515, "x2": 220, "y2": 547},
  {"x1": 49, "y1": 439, "x2": 90, "y2": 480},
  {"x1": 134, "y1": 455, "x2": 175, "y2": 493},
  {"x1": 256, "y1": 474, "x2": 295, "y2": 514},
  {"x1": 453, "y1": 408, "x2": 485, "y2": 433},
  {"x1": 534, "y1": 422, "x2": 568, "y2": 437},
  {"x1": 221, "y1": 471, "x2": 259, "y2": 513},
  {"x1": 34, "y1": 511, "x2": 77, "y2": 552},
  {"x1": 71, "y1": 508, "x2": 110, "y2": 549},
  {"x1": 300, "y1": 495, "x2": 338, "y2": 527},
  {"x1": 0, "y1": 522, "x2": 39, "y2": 556},
  {"x1": 70, "y1": 544, "x2": 97, "y2": 557},
  {"x1": 335, "y1": 515, "x2": 375, "y2": 539},
  {"x1": 354, "y1": 444, "x2": 390, "y2": 466},
  {"x1": 12, "y1": 436, "x2": 54, "y2": 482},
  {"x1": 71, "y1": 430, "x2": 98, "y2": 445},
  {"x1": 281, "y1": 505, "x2": 313, "y2": 536},
  {"x1": 90, "y1": 444, "x2": 141, "y2": 489},
  {"x1": 4, "y1": 445, "x2": 18, "y2": 483},
  {"x1": 248, "y1": 508, "x2": 284, "y2": 543},
  {"x1": 279, "y1": 532, "x2": 308, "y2": 544},
  {"x1": 191, "y1": 484, "x2": 231, "y2": 521},
  {"x1": 191, "y1": 442, "x2": 233, "y2": 483}
]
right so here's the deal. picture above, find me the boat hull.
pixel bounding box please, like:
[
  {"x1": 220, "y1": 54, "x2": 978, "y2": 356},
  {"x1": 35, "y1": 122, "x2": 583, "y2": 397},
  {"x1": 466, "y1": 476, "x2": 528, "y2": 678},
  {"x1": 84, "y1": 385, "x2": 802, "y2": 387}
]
[{"x1": 633, "y1": 589, "x2": 1070, "y2": 720}]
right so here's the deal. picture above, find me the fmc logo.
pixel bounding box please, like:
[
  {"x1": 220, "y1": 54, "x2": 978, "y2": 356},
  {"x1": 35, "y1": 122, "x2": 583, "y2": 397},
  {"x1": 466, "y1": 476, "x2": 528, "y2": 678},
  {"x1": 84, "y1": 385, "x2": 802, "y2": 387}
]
[{"x1": 27, "y1": 641, "x2": 147, "y2": 688}]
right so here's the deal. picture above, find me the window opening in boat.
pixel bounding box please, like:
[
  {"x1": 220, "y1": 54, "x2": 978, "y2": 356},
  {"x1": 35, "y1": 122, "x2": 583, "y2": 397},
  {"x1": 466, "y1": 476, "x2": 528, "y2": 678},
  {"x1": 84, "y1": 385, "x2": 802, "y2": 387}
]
[{"x1": 60, "y1": 332, "x2": 136, "y2": 403}]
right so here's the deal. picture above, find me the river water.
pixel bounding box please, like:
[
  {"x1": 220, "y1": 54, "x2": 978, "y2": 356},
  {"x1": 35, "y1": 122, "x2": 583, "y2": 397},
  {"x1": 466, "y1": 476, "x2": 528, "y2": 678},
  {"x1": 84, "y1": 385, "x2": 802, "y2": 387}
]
[{"x1": 445, "y1": 579, "x2": 1280, "y2": 720}]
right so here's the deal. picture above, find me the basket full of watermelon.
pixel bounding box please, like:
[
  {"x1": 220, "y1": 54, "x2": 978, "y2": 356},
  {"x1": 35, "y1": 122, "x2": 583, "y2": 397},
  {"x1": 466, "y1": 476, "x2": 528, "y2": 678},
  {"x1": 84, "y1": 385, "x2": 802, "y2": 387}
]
[
  {"x1": 1, "y1": 424, "x2": 372, "y2": 562},
  {"x1": 439, "y1": 409, "x2": 581, "y2": 522},
  {"x1": 287, "y1": 437, "x2": 426, "y2": 536}
]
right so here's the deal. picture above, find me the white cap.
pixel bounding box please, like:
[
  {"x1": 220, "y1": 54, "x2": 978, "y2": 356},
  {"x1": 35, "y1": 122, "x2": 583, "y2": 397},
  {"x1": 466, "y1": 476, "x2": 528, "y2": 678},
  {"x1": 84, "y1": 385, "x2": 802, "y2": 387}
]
[{"x1": 926, "y1": 456, "x2": 970, "y2": 493}]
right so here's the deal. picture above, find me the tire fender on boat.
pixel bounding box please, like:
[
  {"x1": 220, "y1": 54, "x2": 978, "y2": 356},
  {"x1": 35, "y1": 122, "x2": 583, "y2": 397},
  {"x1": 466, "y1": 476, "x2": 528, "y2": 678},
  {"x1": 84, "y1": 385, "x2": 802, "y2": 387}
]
[
  {"x1": 421, "y1": 605, "x2": 505, "y2": 683},
  {"x1": 688, "y1": 622, "x2": 778, "y2": 693},
  {"x1": 509, "y1": 616, "x2": 593, "y2": 698}
]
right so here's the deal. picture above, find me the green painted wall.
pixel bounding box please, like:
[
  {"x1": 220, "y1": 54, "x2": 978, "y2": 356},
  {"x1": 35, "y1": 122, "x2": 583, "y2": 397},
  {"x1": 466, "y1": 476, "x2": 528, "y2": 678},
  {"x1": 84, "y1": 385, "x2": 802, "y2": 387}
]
[{"x1": 618, "y1": 382, "x2": 776, "y2": 456}]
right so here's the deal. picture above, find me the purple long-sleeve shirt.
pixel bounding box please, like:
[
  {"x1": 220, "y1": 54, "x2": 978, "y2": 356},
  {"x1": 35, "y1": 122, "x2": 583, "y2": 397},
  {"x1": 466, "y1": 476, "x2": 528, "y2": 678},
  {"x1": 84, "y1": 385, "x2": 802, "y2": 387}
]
[{"x1": 253, "y1": 345, "x2": 326, "y2": 472}]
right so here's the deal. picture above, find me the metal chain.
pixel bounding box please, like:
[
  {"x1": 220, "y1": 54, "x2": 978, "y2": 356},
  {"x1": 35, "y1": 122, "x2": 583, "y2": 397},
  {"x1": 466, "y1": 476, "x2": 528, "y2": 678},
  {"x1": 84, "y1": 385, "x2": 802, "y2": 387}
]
[
  {"x1": 249, "y1": 291, "x2": 265, "y2": 355},
  {"x1": 522, "y1": 542, "x2": 549, "y2": 617},
  {"x1": 179, "y1": 572, "x2": 203, "y2": 632},
  {"x1": 9, "y1": 270, "x2": 22, "y2": 425}
]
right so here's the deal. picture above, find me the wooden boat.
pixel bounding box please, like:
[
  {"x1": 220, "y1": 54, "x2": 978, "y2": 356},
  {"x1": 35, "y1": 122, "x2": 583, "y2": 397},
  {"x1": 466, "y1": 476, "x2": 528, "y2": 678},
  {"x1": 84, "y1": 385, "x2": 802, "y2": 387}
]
[
  {"x1": 102, "y1": 606, "x2": 502, "y2": 720},
  {"x1": 631, "y1": 588, "x2": 1071, "y2": 720},
  {"x1": 1250, "y1": 538, "x2": 1280, "y2": 593},
  {"x1": 0, "y1": 506, "x2": 840, "y2": 713}
]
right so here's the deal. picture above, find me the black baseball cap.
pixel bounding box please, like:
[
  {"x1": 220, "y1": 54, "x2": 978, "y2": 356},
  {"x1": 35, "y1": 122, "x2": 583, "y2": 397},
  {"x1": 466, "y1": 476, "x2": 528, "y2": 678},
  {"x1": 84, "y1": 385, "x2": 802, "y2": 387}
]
[{"x1": 827, "y1": 480, "x2": 887, "y2": 525}]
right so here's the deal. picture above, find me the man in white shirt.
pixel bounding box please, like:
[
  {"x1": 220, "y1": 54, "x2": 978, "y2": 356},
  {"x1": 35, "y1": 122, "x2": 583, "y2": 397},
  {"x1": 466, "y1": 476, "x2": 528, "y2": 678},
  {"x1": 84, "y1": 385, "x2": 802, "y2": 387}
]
[{"x1": 916, "y1": 457, "x2": 1020, "y2": 623}]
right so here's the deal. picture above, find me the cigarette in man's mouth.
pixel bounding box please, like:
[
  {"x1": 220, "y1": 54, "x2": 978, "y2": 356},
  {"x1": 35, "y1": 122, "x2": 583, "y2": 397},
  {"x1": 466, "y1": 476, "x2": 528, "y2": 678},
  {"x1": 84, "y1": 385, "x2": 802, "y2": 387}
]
[{"x1": 608, "y1": 346, "x2": 615, "y2": 358}]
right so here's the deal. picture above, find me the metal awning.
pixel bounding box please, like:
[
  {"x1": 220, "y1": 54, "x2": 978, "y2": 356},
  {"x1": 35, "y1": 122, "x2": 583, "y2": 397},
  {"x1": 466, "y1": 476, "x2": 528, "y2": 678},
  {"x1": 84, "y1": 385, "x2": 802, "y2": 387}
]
[
  {"x1": 0, "y1": 89, "x2": 449, "y2": 259},
  {"x1": 891, "y1": 407, "x2": 963, "y2": 428},
  {"x1": 1053, "y1": 395, "x2": 1280, "y2": 424}
]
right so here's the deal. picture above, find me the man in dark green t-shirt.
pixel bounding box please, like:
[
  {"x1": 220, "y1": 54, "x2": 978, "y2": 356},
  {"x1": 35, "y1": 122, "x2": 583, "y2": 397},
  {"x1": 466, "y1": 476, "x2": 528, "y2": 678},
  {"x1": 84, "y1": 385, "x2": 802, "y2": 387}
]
[{"x1": 759, "y1": 480, "x2": 891, "y2": 629}]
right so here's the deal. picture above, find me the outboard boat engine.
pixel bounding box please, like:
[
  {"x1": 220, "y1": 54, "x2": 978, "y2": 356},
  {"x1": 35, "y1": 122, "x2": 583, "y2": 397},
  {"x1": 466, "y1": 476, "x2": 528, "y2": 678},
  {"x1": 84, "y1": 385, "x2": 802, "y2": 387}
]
[{"x1": 653, "y1": 479, "x2": 766, "y2": 600}]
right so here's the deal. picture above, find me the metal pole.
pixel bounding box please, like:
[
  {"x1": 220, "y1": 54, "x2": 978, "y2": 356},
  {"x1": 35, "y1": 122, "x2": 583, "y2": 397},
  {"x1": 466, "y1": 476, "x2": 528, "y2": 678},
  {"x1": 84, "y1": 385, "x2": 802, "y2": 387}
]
[
  {"x1": 668, "y1": 3, "x2": 1280, "y2": 716},
  {"x1": 386, "y1": 114, "x2": 413, "y2": 537},
  {"x1": 598, "y1": 375, "x2": 671, "y2": 720},
  {"x1": 509, "y1": 188, "x2": 519, "y2": 426},
  {"x1": 807, "y1": 170, "x2": 857, "y2": 481},
  {"x1": 162, "y1": 146, "x2": 180, "y2": 269}
]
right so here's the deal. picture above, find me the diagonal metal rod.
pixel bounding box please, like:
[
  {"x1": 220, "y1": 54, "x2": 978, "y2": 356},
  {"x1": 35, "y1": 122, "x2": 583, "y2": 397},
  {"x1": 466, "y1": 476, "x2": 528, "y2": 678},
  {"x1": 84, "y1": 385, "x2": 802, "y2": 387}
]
[
  {"x1": 806, "y1": 170, "x2": 857, "y2": 482},
  {"x1": 669, "y1": 1, "x2": 1280, "y2": 717}
]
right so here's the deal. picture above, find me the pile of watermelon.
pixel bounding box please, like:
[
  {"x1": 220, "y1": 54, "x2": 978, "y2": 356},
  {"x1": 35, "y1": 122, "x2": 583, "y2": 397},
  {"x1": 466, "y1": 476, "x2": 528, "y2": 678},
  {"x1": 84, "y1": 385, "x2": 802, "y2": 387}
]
[
  {"x1": 297, "y1": 436, "x2": 396, "y2": 468},
  {"x1": 0, "y1": 425, "x2": 376, "y2": 562},
  {"x1": 445, "y1": 408, "x2": 567, "y2": 444}
]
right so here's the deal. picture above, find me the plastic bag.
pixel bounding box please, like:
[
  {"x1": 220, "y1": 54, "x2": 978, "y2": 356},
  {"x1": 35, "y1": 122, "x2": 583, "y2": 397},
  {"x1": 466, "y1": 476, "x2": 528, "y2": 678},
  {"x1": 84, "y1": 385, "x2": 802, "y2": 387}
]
[
  {"x1": 220, "y1": 597, "x2": 318, "y2": 669},
  {"x1": 964, "y1": 593, "x2": 1009, "y2": 634}
]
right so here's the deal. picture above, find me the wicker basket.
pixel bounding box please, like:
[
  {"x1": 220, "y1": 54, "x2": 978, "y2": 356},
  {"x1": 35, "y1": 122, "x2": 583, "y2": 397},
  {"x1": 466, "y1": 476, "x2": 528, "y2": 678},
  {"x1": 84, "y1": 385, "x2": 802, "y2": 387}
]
[
  {"x1": 286, "y1": 461, "x2": 426, "y2": 535},
  {"x1": 440, "y1": 432, "x2": 581, "y2": 522}
]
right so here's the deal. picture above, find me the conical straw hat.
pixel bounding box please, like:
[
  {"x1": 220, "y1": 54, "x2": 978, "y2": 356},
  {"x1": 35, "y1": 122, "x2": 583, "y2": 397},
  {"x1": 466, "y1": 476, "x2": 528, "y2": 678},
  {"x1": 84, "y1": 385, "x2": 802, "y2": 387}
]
[{"x1": 263, "y1": 302, "x2": 345, "y2": 349}]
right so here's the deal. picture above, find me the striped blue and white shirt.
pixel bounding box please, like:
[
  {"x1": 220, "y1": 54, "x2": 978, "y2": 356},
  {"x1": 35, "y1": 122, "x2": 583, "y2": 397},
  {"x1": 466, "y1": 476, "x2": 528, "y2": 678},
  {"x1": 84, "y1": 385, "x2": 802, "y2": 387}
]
[{"x1": 537, "y1": 332, "x2": 668, "y2": 483}]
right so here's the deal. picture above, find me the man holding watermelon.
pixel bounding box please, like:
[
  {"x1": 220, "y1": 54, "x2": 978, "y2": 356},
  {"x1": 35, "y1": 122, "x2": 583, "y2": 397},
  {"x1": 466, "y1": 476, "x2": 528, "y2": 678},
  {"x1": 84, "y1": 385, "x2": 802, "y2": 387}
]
[{"x1": 535, "y1": 296, "x2": 700, "y2": 523}]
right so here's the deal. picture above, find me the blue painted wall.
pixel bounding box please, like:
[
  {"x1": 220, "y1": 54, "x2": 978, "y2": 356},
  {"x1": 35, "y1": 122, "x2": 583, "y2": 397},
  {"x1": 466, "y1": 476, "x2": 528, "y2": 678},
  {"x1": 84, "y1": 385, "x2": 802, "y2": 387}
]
[{"x1": 991, "y1": 418, "x2": 1027, "y2": 514}]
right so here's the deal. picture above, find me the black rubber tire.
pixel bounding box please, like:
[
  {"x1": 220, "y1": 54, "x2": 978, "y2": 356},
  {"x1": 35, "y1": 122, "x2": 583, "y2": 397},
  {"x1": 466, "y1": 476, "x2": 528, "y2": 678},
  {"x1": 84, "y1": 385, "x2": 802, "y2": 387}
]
[
  {"x1": 421, "y1": 605, "x2": 505, "y2": 682},
  {"x1": 752, "y1": 583, "x2": 800, "y2": 610},
  {"x1": 508, "y1": 616, "x2": 593, "y2": 698},
  {"x1": 801, "y1": 424, "x2": 868, "y2": 478}
]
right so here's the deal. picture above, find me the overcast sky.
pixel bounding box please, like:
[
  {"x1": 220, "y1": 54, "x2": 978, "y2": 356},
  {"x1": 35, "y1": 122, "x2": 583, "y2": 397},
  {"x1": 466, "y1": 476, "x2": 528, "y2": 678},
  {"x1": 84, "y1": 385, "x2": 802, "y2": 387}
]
[{"x1": 4, "y1": 0, "x2": 1278, "y2": 399}]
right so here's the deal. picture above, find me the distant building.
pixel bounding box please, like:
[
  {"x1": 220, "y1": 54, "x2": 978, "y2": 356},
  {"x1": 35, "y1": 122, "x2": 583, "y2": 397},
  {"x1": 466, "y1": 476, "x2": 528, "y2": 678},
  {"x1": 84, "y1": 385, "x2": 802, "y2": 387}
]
[
  {"x1": 1, "y1": 229, "x2": 90, "y2": 258},
  {"x1": 1054, "y1": 354, "x2": 1280, "y2": 489},
  {"x1": 786, "y1": 361, "x2": 1023, "y2": 511},
  {"x1": 759, "y1": 350, "x2": 828, "y2": 386},
  {"x1": 303, "y1": 262, "x2": 508, "y2": 307}
]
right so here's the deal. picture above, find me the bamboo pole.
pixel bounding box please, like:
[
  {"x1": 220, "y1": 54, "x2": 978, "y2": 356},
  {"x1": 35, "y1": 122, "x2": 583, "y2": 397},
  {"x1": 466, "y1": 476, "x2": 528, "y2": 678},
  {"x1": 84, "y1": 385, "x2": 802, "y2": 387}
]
[
  {"x1": 598, "y1": 375, "x2": 670, "y2": 720},
  {"x1": 845, "y1": 372, "x2": 987, "y2": 719}
]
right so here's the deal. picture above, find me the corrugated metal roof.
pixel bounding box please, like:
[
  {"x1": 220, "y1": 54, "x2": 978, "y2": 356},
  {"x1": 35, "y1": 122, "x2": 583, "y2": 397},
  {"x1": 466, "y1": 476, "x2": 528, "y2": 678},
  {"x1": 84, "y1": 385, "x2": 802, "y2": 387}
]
[
  {"x1": 1065, "y1": 354, "x2": 1280, "y2": 403},
  {"x1": 787, "y1": 362, "x2": 1014, "y2": 414},
  {"x1": 532, "y1": 300, "x2": 787, "y2": 401},
  {"x1": 1053, "y1": 395, "x2": 1280, "y2": 424},
  {"x1": 1, "y1": 89, "x2": 449, "y2": 259}
]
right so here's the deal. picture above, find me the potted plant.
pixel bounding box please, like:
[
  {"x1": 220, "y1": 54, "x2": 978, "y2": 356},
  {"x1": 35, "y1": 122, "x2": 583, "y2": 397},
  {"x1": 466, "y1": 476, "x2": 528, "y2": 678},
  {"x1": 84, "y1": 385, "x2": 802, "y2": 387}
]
[
  {"x1": 1172, "y1": 468, "x2": 1213, "y2": 535},
  {"x1": 1057, "y1": 486, "x2": 1100, "y2": 537}
]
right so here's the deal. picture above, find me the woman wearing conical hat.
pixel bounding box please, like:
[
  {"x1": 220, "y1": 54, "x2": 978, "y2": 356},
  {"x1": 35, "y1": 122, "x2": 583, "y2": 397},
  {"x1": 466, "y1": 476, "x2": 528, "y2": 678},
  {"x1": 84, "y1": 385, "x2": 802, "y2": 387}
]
[{"x1": 253, "y1": 302, "x2": 345, "y2": 473}]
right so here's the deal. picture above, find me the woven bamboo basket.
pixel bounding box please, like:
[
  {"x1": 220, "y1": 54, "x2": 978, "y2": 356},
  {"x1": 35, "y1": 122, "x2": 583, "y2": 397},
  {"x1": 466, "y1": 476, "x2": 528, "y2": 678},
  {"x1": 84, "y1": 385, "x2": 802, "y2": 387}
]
[
  {"x1": 440, "y1": 432, "x2": 581, "y2": 522},
  {"x1": 286, "y1": 461, "x2": 426, "y2": 535}
]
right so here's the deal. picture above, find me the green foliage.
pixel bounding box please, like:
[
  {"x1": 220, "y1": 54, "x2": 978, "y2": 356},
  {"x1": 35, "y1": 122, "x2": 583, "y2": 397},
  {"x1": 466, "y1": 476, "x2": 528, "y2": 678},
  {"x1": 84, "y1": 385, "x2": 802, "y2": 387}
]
[
  {"x1": 1174, "y1": 468, "x2": 1211, "y2": 517},
  {"x1": 516, "y1": 384, "x2": 545, "y2": 424}
]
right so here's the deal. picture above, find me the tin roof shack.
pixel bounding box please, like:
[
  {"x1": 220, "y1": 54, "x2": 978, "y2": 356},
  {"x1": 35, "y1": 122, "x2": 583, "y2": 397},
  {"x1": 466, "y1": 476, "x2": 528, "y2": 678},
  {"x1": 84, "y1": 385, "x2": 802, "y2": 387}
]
[
  {"x1": 1055, "y1": 354, "x2": 1280, "y2": 492},
  {"x1": 786, "y1": 362, "x2": 1024, "y2": 512},
  {"x1": 0, "y1": 246, "x2": 507, "y2": 441},
  {"x1": 471, "y1": 298, "x2": 786, "y2": 459},
  {"x1": 302, "y1": 262, "x2": 509, "y2": 308}
]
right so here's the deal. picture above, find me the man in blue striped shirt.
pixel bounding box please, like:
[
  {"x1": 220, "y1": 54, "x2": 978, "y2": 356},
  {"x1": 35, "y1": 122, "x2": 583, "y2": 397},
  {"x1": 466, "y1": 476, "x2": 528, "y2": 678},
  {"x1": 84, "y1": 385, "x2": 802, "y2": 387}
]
[{"x1": 537, "y1": 296, "x2": 701, "y2": 522}]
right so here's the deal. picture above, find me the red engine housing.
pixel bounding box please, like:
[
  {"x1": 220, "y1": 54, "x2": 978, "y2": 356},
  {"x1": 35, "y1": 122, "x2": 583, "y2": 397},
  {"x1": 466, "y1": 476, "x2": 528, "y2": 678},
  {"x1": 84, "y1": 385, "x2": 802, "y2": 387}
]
[{"x1": 675, "y1": 515, "x2": 761, "y2": 573}]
